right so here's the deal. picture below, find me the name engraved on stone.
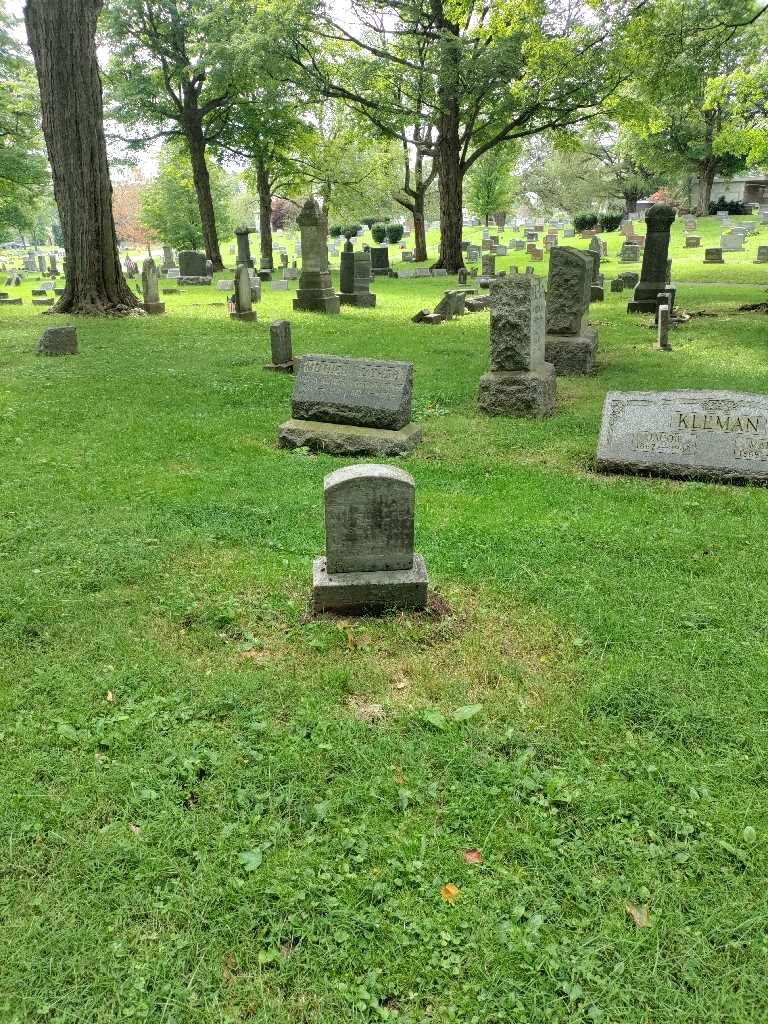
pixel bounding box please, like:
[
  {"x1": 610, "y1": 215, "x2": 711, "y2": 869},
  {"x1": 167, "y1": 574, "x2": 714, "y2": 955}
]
[
  {"x1": 292, "y1": 354, "x2": 413, "y2": 430},
  {"x1": 596, "y1": 390, "x2": 768, "y2": 483}
]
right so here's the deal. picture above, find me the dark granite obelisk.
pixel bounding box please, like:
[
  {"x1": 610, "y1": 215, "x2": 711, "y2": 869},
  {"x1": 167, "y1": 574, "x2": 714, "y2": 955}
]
[{"x1": 627, "y1": 204, "x2": 676, "y2": 313}]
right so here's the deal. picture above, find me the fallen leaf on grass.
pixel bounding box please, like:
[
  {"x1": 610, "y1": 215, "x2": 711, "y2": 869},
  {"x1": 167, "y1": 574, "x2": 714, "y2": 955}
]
[
  {"x1": 105, "y1": 691, "x2": 113, "y2": 703},
  {"x1": 440, "y1": 883, "x2": 460, "y2": 903},
  {"x1": 129, "y1": 823, "x2": 141, "y2": 835},
  {"x1": 393, "y1": 766, "x2": 406, "y2": 785},
  {"x1": 625, "y1": 902, "x2": 650, "y2": 928},
  {"x1": 238, "y1": 849, "x2": 263, "y2": 871},
  {"x1": 463, "y1": 848, "x2": 483, "y2": 865}
]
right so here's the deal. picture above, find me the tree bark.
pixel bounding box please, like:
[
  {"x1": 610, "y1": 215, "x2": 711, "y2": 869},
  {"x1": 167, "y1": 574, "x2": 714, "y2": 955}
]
[
  {"x1": 183, "y1": 102, "x2": 223, "y2": 271},
  {"x1": 24, "y1": 0, "x2": 139, "y2": 315},
  {"x1": 434, "y1": 120, "x2": 464, "y2": 272},
  {"x1": 412, "y1": 194, "x2": 427, "y2": 262},
  {"x1": 696, "y1": 159, "x2": 718, "y2": 216},
  {"x1": 256, "y1": 159, "x2": 274, "y2": 271}
]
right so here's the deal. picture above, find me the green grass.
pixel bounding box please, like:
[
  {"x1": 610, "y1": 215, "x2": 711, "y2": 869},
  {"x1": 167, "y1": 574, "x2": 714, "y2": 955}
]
[{"x1": 1, "y1": 216, "x2": 767, "y2": 1023}]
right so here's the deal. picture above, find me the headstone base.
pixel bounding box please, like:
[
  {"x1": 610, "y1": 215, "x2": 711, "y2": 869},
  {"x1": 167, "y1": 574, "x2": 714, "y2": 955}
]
[
  {"x1": 312, "y1": 554, "x2": 428, "y2": 614},
  {"x1": 478, "y1": 364, "x2": 556, "y2": 418},
  {"x1": 179, "y1": 276, "x2": 212, "y2": 285},
  {"x1": 293, "y1": 293, "x2": 340, "y2": 314},
  {"x1": 278, "y1": 418, "x2": 422, "y2": 456},
  {"x1": 338, "y1": 292, "x2": 376, "y2": 307},
  {"x1": 544, "y1": 331, "x2": 598, "y2": 375},
  {"x1": 142, "y1": 301, "x2": 165, "y2": 315},
  {"x1": 627, "y1": 299, "x2": 660, "y2": 313},
  {"x1": 264, "y1": 360, "x2": 295, "y2": 374},
  {"x1": 591, "y1": 285, "x2": 604, "y2": 302},
  {"x1": 230, "y1": 311, "x2": 256, "y2": 322}
]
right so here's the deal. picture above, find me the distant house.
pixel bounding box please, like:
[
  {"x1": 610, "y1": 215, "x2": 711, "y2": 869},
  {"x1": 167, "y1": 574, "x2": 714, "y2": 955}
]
[{"x1": 709, "y1": 172, "x2": 768, "y2": 207}]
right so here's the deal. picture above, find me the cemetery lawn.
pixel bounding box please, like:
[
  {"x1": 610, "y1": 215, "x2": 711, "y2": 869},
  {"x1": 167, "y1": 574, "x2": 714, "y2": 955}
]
[{"x1": 1, "y1": 219, "x2": 768, "y2": 1023}]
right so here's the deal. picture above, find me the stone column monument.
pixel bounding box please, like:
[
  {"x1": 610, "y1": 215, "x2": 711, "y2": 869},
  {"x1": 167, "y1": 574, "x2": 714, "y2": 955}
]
[
  {"x1": 293, "y1": 198, "x2": 340, "y2": 314},
  {"x1": 141, "y1": 258, "x2": 165, "y2": 314},
  {"x1": 235, "y1": 226, "x2": 255, "y2": 268},
  {"x1": 230, "y1": 264, "x2": 256, "y2": 322},
  {"x1": 628, "y1": 203, "x2": 676, "y2": 313},
  {"x1": 478, "y1": 275, "x2": 556, "y2": 417},
  {"x1": 544, "y1": 247, "x2": 597, "y2": 374}
]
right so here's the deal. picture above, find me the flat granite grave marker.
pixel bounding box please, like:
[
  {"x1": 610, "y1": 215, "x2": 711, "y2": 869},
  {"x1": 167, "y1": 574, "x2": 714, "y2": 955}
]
[
  {"x1": 279, "y1": 354, "x2": 422, "y2": 455},
  {"x1": 478, "y1": 274, "x2": 555, "y2": 418},
  {"x1": 704, "y1": 248, "x2": 724, "y2": 264},
  {"x1": 37, "y1": 326, "x2": 77, "y2": 356},
  {"x1": 596, "y1": 390, "x2": 768, "y2": 483},
  {"x1": 312, "y1": 464, "x2": 428, "y2": 614}
]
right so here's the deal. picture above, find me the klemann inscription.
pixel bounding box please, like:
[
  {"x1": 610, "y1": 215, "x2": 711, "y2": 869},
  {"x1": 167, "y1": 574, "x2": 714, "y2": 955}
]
[{"x1": 596, "y1": 390, "x2": 768, "y2": 483}]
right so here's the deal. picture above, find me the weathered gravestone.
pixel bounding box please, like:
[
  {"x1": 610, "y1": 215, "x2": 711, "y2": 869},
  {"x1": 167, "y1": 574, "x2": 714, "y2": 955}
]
[
  {"x1": 312, "y1": 464, "x2": 429, "y2": 614},
  {"x1": 235, "y1": 226, "x2": 255, "y2": 268},
  {"x1": 754, "y1": 246, "x2": 768, "y2": 264},
  {"x1": 611, "y1": 278, "x2": 624, "y2": 293},
  {"x1": 544, "y1": 247, "x2": 598, "y2": 375},
  {"x1": 657, "y1": 303, "x2": 671, "y2": 351},
  {"x1": 370, "y1": 247, "x2": 390, "y2": 277},
  {"x1": 478, "y1": 274, "x2": 555, "y2": 418},
  {"x1": 338, "y1": 244, "x2": 376, "y2": 307},
  {"x1": 627, "y1": 203, "x2": 676, "y2": 313},
  {"x1": 37, "y1": 255, "x2": 46, "y2": 274},
  {"x1": 721, "y1": 232, "x2": 744, "y2": 252},
  {"x1": 704, "y1": 248, "x2": 724, "y2": 264},
  {"x1": 279, "y1": 354, "x2": 422, "y2": 455},
  {"x1": 596, "y1": 390, "x2": 768, "y2": 483},
  {"x1": 265, "y1": 320, "x2": 294, "y2": 373},
  {"x1": 293, "y1": 198, "x2": 340, "y2": 314},
  {"x1": 37, "y1": 326, "x2": 77, "y2": 356},
  {"x1": 178, "y1": 250, "x2": 210, "y2": 282},
  {"x1": 620, "y1": 243, "x2": 641, "y2": 263},
  {"x1": 685, "y1": 235, "x2": 701, "y2": 248},
  {"x1": 141, "y1": 258, "x2": 165, "y2": 315},
  {"x1": 230, "y1": 264, "x2": 256, "y2": 322}
]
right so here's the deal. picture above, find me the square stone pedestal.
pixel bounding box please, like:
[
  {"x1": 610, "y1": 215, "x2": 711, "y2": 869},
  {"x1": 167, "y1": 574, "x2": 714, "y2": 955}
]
[
  {"x1": 338, "y1": 292, "x2": 376, "y2": 308},
  {"x1": 278, "y1": 419, "x2": 422, "y2": 456},
  {"x1": 545, "y1": 329, "x2": 597, "y2": 375},
  {"x1": 230, "y1": 311, "x2": 256, "y2": 322},
  {"x1": 478, "y1": 363, "x2": 556, "y2": 418},
  {"x1": 312, "y1": 554, "x2": 428, "y2": 614},
  {"x1": 142, "y1": 301, "x2": 165, "y2": 315}
]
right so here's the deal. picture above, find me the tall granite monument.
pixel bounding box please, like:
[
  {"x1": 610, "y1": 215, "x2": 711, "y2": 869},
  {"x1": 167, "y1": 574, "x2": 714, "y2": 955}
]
[
  {"x1": 627, "y1": 203, "x2": 676, "y2": 313},
  {"x1": 544, "y1": 247, "x2": 597, "y2": 374},
  {"x1": 338, "y1": 236, "x2": 376, "y2": 307},
  {"x1": 235, "y1": 226, "x2": 255, "y2": 268},
  {"x1": 141, "y1": 258, "x2": 165, "y2": 315},
  {"x1": 312, "y1": 464, "x2": 429, "y2": 614},
  {"x1": 478, "y1": 275, "x2": 556, "y2": 417},
  {"x1": 293, "y1": 198, "x2": 340, "y2": 314}
]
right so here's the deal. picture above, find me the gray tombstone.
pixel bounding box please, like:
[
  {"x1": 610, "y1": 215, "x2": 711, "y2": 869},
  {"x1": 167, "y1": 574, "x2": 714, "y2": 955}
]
[
  {"x1": 656, "y1": 303, "x2": 671, "y2": 351},
  {"x1": 293, "y1": 198, "x2": 340, "y2": 314},
  {"x1": 265, "y1": 320, "x2": 294, "y2": 372},
  {"x1": 685, "y1": 235, "x2": 701, "y2": 248},
  {"x1": 279, "y1": 354, "x2": 422, "y2": 455},
  {"x1": 37, "y1": 326, "x2": 77, "y2": 356},
  {"x1": 544, "y1": 247, "x2": 598, "y2": 375},
  {"x1": 754, "y1": 246, "x2": 768, "y2": 264},
  {"x1": 235, "y1": 226, "x2": 255, "y2": 268},
  {"x1": 627, "y1": 204, "x2": 676, "y2": 313},
  {"x1": 339, "y1": 245, "x2": 376, "y2": 307},
  {"x1": 141, "y1": 258, "x2": 165, "y2": 315},
  {"x1": 596, "y1": 390, "x2": 768, "y2": 483},
  {"x1": 230, "y1": 264, "x2": 256, "y2": 321},
  {"x1": 478, "y1": 274, "x2": 555, "y2": 418},
  {"x1": 704, "y1": 248, "x2": 724, "y2": 264},
  {"x1": 721, "y1": 232, "x2": 744, "y2": 252},
  {"x1": 312, "y1": 464, "x2": 428, "y2": 614},
  {"x1": 370, "y1": 247, "x2": 390, "y2": 277},
  {"x1": 37, "y1": 255, "x2": 46, "y2": 274},
  {"x1": 178, "y1": 250, "x2": 209, "y2": 280}
]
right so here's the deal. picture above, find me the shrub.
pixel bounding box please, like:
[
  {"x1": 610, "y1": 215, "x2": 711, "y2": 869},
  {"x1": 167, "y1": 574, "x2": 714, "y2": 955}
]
[
  {"x1": 573, "y1": 212, "x2": 599, "y2": 232},
  {"x1": 343, "y1": 223, "x2": 363, "y2": 238},
  {"x1": 371, "y1": 223, "x2": 387, "y2": 243},
  {"x1": 360, "y1": 217, "x2": 378, "y2": 228},
  {"x1": 385, "y1": 223, "x2": 404, "y2": 244},
  {"x1": 329, "y1": 224, "x2": 344, "y2": 238},
  {"x1": 599, "y1": 211, "x2": 623, "y2": 233},
  {"x1": 708, "y1": 196, "x2": 749, "y2": 216}
]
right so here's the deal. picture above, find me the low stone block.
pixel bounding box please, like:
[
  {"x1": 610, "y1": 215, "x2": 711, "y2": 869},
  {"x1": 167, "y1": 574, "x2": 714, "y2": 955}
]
[
  {"x1": 230, "y1": 310, "x2": 256, "y2": 322},
  {"x1": 478, "y1": 363, "x2": 556, "y2": 418},
  {"x1": 312, "y1": 554, "x2": 428, "y2": 614},
  {"x1": 271, "y1": 280, "x2": 289, "y2": 291},
  {"x1": 32, "y1": 298, "x2": 54, "y2": 306},
  {"x1": 142, "y1": 301, "x2": 165, "y2": 315},
  {"x1": 0, "y1": 297, "x2": 22, "y2": 305},
  {"x1": 278, "y1": 419, "x2": 423, "y2": 456},
  {"x1": 37, "y1": 326, "x2": 77, "y2": 356},
  {"x1": 544, "y1": 330, "x2": 598, "y2": 375}
]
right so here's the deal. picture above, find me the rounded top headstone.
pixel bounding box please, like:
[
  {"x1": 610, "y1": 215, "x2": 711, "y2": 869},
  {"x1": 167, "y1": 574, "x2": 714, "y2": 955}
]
[
  {"x1": 324, "y1": 463, "x2": 414, "y2": 493},
  {"x1": 645, "y1": 203, "x2": 676, "y2": 230}
]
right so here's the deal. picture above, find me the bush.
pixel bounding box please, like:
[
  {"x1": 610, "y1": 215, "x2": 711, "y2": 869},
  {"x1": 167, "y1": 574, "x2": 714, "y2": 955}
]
[
  {"x1": 708, "y1": 196, "x2": 749, "y2": 216},
  {"x1": 599, "y1": 211, "x2": 623, "y2": 233},
  {"x1": 573, "y1": 212, "x2": 599, "y2": 232},
  {"x1": 385, "y1": 223, "x2": 404, "y2": 244},
  {"x1": 371, "y1": 223, "x2": 387, "y2": 244},
  {"x1": 360, "y1": 217, "x2": 378, "y2": 228},
  {"x1": 329, "y1": 224, "x2": 344, "y2": 238}
]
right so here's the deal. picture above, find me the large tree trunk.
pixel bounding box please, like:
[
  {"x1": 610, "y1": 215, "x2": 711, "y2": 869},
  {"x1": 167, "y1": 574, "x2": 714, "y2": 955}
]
[
  {"x1": 183, "y1": 103, "x2": 223, "y2": 271},
  {"x1": 24, "y1": 0, "x2": 139, "y2": 315},
  {"x1": 412, "y1": 191, "x2": 427, "y2": 262},
  {"x1": 256, "y1": 159, "x2": 274, "y2": 271},
  {"x1": 434, "y1": 122, "x2": 464, "y2": 272},
  {"x1": 696, "y1": 159, "x2": 718, "y2": 216}
]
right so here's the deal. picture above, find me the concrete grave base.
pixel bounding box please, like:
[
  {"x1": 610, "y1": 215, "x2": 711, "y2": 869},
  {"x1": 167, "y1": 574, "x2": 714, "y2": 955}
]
[
  {"x1": 279, "y1": 418, "x2": 422, "y2": 456},
  {"x1": 478, "y1": 363, "x2": 556, "y2": 418},
  {"x1": 264, "y1": 360, "x2": 295, "y2": 374},
  {"x1": 0, "y1": 297, "x2": 22, "y2": 305},
  {"x1": 338, "y1": 292, "x2": 377, "y2": 307},
  {"x1": 142, "y1": 301, "x2": 165, "y2": 315},
  {"x1": 312, "y1": 554, "x2": 428, "y2": 614},
  {"x1": 293, "y1": 293, "x2": 340, "y2": 314},
  {"x1": 545, "y1": 330, "x2": 598, "y2": 375},
  {"x1": 230, "y1": 311, "x2": 256, "y2": 322}
]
